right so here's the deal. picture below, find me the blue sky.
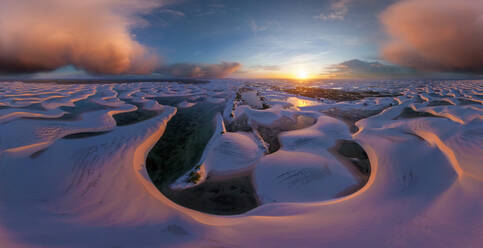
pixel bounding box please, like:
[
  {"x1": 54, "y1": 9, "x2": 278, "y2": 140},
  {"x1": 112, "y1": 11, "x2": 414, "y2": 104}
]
[{"x1": 131, "y1": 0, "x2": 392, "y2": 78}]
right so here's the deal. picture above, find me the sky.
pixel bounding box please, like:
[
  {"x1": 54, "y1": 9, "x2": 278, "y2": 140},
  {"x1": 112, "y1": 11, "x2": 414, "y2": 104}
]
[{"x1": 0, "y1": 0, "x2": 482, "y2": 80}]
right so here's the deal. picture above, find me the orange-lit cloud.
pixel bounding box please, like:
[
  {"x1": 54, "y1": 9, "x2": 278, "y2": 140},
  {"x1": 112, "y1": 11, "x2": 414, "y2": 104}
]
[
  {"x1": 0, "y1": 0, "x2": 162, "y2": 75},
  {"x1": 157, "y1": 62, "x2": 241, "y2": 78},
  {"x1": 381, "y1": 0, "x2": 483, "y2": 74}
]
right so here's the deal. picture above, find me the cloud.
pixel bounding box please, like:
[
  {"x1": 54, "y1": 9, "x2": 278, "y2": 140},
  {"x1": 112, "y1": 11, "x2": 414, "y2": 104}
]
[
  {"x1": 325, "y1": 59, "x2": 416, "y2": 79},
  {"x1": 158, "y1": 8, "x2": 185, "y2": 17},
  {"x1": 325, "y1": 59, "x2": 480, "y2": 79},
  {"x1": 314, "y1": 0, "x2": 351, "y2": 21},
  {"x1": 380, "y1": 0, "x2": 483, "y2": 74},
  {"x1": 157, "y1": 62, "x2": 241, "y2": 78},
  {"x1": 0, "y1": 0, "x2": 163, "y2": 75}
]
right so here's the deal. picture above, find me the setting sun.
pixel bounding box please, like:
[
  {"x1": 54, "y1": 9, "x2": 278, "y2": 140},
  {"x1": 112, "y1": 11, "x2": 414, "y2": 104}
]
[{"x1": 295, "y1": 69, "x2": 309, "y2": 80}]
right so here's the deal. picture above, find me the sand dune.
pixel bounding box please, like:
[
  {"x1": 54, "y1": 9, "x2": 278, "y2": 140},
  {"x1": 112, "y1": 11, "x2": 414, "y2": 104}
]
[{"x1": 0, "y1": 80, "x2": 482, "y2": 247}]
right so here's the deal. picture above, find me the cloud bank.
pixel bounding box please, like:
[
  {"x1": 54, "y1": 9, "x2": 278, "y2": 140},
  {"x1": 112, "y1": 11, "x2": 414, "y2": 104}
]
[
  {"x1": 326, "y1": 59, "x2": 416, "y2": 79},
  {"x1": 0, "y1": 0, "x2": 162, "y2": 75},
  {"x1": 157, "y1": 62, "x2": 241, "y2": 78},
  {"x1": 381, "y1": 0, "x2": 483, "y2": 74}
]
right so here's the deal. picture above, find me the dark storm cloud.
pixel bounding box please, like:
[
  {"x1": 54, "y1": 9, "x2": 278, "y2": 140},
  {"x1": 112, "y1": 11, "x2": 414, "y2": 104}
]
[
  {"x1": 0, "y1": 0, "x2": 163, "y2": 75},
  {"x1": 157, "y1": 62, "x2": 241, "y2": 78},
  {"x1": 380, "y1": 0, "x2": 483, "y2": 74}
]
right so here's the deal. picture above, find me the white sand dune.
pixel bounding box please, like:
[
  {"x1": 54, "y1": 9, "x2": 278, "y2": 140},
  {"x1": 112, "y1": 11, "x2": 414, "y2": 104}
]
[{"x1": 0, "y1": 80, "x2": 482, "y2": 247}]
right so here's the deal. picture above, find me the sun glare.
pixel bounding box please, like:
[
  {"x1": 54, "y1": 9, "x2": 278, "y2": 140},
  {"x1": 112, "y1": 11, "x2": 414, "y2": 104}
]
[{"x1": 295, "y1": 69, "x2": 309, "y2": 80}]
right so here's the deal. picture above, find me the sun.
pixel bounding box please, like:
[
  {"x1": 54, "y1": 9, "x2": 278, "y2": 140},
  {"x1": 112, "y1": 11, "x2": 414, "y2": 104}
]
[{"x1": 295, "y1": 69, "x2": 309, "y2": 80}]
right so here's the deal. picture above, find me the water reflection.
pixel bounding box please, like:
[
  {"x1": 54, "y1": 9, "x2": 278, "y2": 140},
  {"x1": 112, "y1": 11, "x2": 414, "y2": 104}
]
[{"x1": 286, "y1": 97, "x2": 320, "y2": 107}]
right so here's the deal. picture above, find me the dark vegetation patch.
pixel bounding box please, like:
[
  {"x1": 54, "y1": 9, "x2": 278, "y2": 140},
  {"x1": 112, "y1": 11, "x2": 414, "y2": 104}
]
[
  {"x1": 255, "y1": 125, "x2": 281, "y2": 154},
  {"x1": 113, "y1": 110, "x2": 159, "y2": 126},
  {"x1": 225, "y1": 115, "x2": 252, "y2": 132},
  {"x1": 256, "y1": 115, "x2": 316, "y2": 154},
  {"x1": 150, "y1": 96, "x2": 188, "y2": 107},
  {"x1": 60, "y1": 98, "x2": 109, "y2": 113},
  {"x1": 146, "y1": 98, "x2": 224, "y2": 189},
  {"x1": 283, "y1": 87, "x2": 400, "y2": 102},
  {"x1": 335, "y1": 140, "x2": 370, "y2": 175},
  {"x1": 233, "y1": 87, "x2": 270, "y2": 110},
  {"x1": 112, "y1": 99, "x2": 161, "y2": 126},
  {"x1": 186, "y1": 171, "x2": 201, "y2": 184},
  {"x1": 164, "y1": 172, "x2": 259, "y2": 215},
  {"x1": 328, "y1": 139, "x2": 371, "y2": 197}
]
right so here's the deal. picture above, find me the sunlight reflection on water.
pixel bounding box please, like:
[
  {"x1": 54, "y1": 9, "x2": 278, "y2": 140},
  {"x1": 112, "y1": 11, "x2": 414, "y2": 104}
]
[{"x1": 286, "y1": 96, "x2": 320, "y2": 107}]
